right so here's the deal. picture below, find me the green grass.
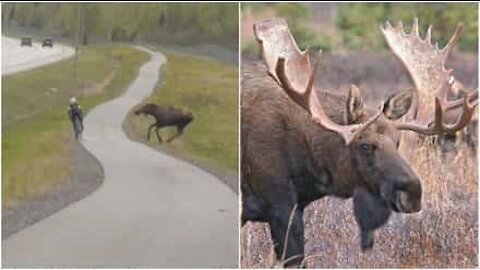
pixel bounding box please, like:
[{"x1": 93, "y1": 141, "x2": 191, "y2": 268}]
[
  {"x1": 2, "y1": 44, "x2": 149, "y2": 207},
  {"x1": 125, "y1": 50, "x2": 238, "y2": 174}
]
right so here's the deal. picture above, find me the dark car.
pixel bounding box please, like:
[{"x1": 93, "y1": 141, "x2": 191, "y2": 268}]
[
  {"x1": 20, "y1": 36, "x2": 32, "y2": 47},
  {"x1": 42, "y1": 38, "x2": 53, "y2": 48}
]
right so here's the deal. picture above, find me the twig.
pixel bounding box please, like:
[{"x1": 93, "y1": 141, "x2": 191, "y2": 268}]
[
  {"x1": 278, "y1": 254, "x2": 303, "y2": 268},
  {"x1": 299, "y1": 253, "x2": 324, "y2": 268},
  {"x1": 280, "y1": 204, "x2": 298, "y2": 266}
]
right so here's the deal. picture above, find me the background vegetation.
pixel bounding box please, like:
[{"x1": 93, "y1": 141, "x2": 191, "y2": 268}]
[
  {"x1": 336, "y1": 3, "x2": 478, "y2": 51},
  {"x1": 2, "y1": 3, "x2": 239, "y2": 48},
  {"x1": 241, "y1": 3, "x2": 478, "y2": 53}
]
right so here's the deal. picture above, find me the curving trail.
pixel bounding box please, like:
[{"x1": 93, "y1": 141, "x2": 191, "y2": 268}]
[{"x1": 2, "y1": 46, "x2": 238, "y2": 268}]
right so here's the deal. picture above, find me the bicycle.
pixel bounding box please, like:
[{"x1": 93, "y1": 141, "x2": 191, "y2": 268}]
[{"x1": 73, "y1": 117, "x2": 83, "y2": 139}]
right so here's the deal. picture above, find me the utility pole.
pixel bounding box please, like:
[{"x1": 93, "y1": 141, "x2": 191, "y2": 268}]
[
  {"x1": 74, "y1": 3, "x2": 85, "y2": 82},
  {"x1": 81, "y1": 4, "x2": 87, "y2": 45}
]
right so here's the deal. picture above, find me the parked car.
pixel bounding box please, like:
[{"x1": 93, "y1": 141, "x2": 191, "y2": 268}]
[
  {"x1": 20, "y1": 36, "x2": 32, "y2": 47},
  {"x1": 42, "y1": 38, "x2": 53, "y2": 48}
]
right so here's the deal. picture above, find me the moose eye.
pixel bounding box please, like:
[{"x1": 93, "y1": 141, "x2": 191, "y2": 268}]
[{"x1": 359, "y1": 143, "x2": 376, "y2": 154}]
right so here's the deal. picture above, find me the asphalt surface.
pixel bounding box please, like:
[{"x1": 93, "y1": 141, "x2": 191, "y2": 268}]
[
  {"x1": 2, "y1": 36, "x2": 75, "y2": 75},
  {"x1": 2, "y1": 44, "x2": 238, "y2": 267},
  {"x1": 2, "y1": 136, "x2": 104, "y2": 240}
]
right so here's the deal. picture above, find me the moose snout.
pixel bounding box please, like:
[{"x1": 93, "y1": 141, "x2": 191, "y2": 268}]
[
  {"x1": 395, "y1": 188, "x2": 422, "y2": 213},
  {"x1": 185, "y1": 112, "x2": 194, "y2": 123},
  {"x1": 392, "y1": 176, "x2": 422, "y2": 213},
  {"x1": 380, "y1": 155, "x2": 423, "y2": 214}
]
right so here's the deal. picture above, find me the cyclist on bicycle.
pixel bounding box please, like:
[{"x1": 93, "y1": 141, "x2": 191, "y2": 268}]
[{"x1": 68, "y1": 97, "x2": 84, "y2": 133}]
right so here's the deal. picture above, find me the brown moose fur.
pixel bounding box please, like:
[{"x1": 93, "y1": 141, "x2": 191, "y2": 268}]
[
  {"x1": 135, "y1": 103, "x2": 193, "y2": 143},
  {"x1": 241, "y1": 62, "x2": 422, "y2": 266}
]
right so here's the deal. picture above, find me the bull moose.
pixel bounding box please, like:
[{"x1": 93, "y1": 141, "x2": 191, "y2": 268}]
[
  {"x1": 436, "y1": 84, "x2": 478, "y2": 153},
  {"x1": 380, "y1": 20, "x2": 478, "y2": 157},
  {"x1": 241, "y1": 18, "x2": 478, "y2": 266},
  {"x1": 134, "y1": 103, "x2": 194, "y2": 143}
]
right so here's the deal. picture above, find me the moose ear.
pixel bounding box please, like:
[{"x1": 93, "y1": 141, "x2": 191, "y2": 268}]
[
  {"x1": 383, "y1": 90, "x2": 413, "y2": 120},
  {"x1": 346, "y1": 85, "x2": 365, "y2": 123}
]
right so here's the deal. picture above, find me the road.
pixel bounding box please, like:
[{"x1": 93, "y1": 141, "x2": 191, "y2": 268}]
[
  {"x1": 2, "y1": 43, "x2": 238, "y2": 267},
  {"x1": 2, "y1": 36, "x2": 75, "y2": 75}
]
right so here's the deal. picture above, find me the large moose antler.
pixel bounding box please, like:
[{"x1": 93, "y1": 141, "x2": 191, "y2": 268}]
[
  {"x1": 253, "y1": 18, "x2": 383, "y2": 145},
  {"x1": 381, "y1": 18, "x2": 478, "y2": 135}
]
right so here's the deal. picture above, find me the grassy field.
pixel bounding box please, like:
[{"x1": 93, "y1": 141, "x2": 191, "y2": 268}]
[
  {"x1": 124, "y1": 50, "x2": 238, "y2": 174},
  {"x1": 3, "y1": 44, "x2": 149, "y2": 207}
]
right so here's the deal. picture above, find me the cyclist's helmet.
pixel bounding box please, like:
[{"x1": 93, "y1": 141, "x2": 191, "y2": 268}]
[{"x1": 70, "y1": 97, "x2": 77, "y2": 105}]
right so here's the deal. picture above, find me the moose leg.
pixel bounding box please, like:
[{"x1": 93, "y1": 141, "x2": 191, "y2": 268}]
[
  {"x1": 155, "y1": 128, "x2": 163, "y2": 143},
  {"x1": 268, "y1": 204, "x2": 304, "y2": 267},
  {"x1": 147, "y1": 124, "x2": 156, "y2": 141},
  {"x1": 241, "y1": 193, "x2": 267, "y2": 225},
  {"x1": 166, "y1": 126, "x2": 184, "y2": 143}
]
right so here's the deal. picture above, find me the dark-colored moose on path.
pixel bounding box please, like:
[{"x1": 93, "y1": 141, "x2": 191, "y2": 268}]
[
  {"x1": 241, "y1": 18, "x2": 478, "y2": 267},
  {"x1": 135, "y1": 103, "x2": 194, "y2": 143}
]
